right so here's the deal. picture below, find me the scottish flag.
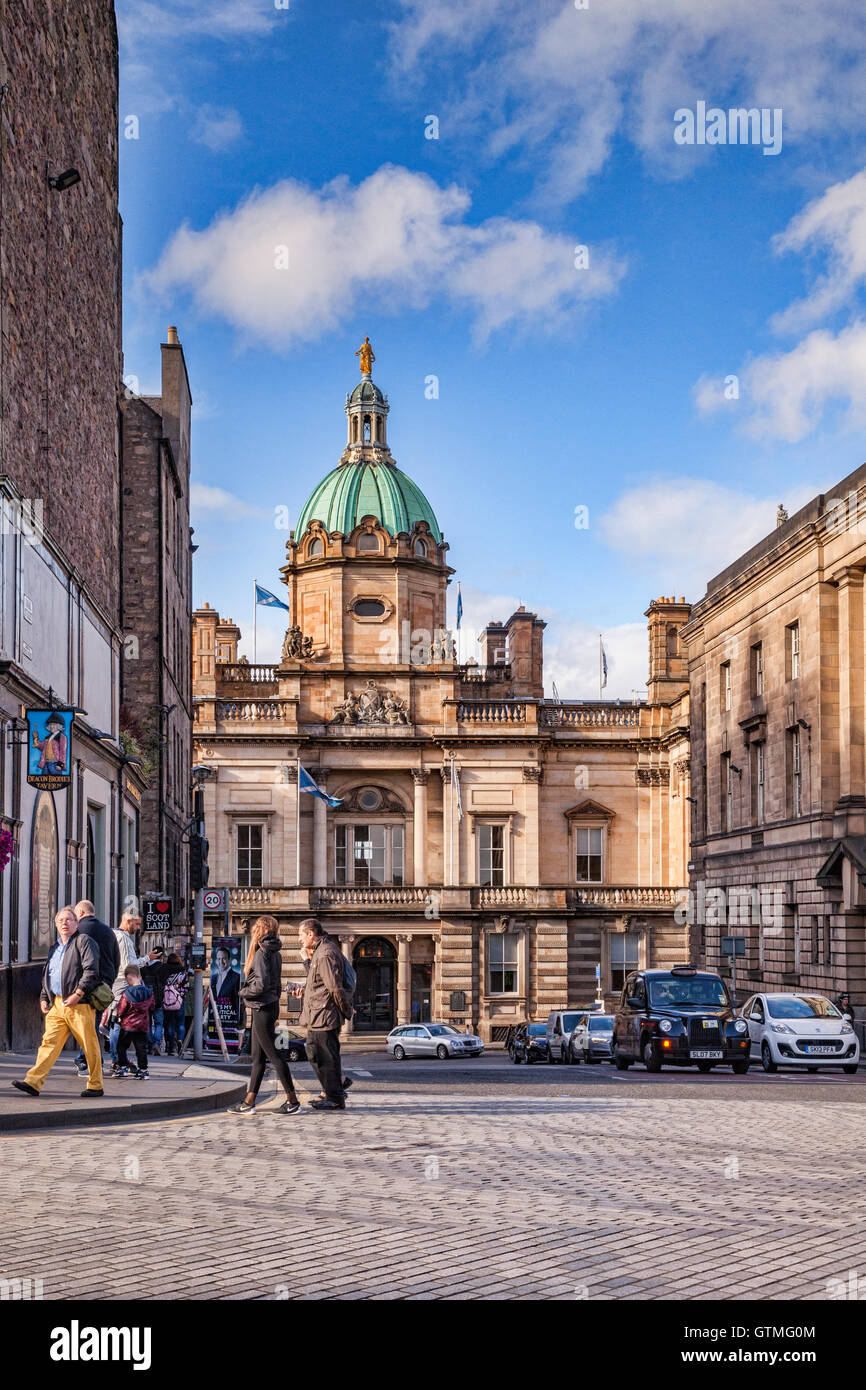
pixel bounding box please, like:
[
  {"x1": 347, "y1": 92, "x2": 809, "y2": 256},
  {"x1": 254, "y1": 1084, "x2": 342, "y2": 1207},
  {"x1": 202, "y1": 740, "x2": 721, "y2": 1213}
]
[
  {"x1": 299, "y1": 764, "x2": 343, "y2": 807},
  {"x1": 456, "y1": 583, "x2": 463, "y2": 630},
  {"x1": 255, "y1": 583, "x2": 289, "y2": 612}
]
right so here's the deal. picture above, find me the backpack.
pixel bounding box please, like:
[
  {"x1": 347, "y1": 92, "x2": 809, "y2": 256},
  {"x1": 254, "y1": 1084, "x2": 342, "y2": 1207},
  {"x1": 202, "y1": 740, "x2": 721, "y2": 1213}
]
[
  {"x1": 336, "y1": 953, "x2": 357, "y2": 1020},
  {"x1": 163, "y1": 973, "x2": 187, "y2": 1011}
]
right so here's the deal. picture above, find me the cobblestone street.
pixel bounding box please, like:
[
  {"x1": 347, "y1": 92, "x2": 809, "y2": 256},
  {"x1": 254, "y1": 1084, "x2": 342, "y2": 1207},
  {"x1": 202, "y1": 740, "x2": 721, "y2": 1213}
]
[{"x1": 1, "y1": 1058, "x2": 863, "y2": 1301}]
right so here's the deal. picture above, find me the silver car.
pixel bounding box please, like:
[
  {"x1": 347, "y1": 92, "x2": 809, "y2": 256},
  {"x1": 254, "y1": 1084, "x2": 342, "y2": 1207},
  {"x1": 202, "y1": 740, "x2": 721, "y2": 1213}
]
[
  {"x1": 388, "y1": 1023, "x2": 484, "y2": 1060},
  {"x1": 570, "y1": 1013, "x2": 615, "y2": 1063}
]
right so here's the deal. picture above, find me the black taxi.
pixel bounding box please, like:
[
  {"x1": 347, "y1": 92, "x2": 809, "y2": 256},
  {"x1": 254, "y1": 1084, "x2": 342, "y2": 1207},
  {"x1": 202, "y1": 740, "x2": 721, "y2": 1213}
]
[{"x1": 612, "y1": 964, "x2": 750, "y2": 1074}]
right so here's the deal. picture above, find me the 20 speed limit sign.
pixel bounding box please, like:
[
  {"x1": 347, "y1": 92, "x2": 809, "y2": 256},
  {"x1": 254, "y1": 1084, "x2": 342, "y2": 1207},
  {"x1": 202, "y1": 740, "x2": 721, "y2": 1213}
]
[{"x1": 203, "y1": 889, "x2": 226, "y2": 912}]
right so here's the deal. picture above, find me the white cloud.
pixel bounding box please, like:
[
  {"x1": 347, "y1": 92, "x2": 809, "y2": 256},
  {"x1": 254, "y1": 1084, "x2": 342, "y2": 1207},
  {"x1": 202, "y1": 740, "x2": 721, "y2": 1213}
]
[
  {"x1": 770, "y1": 169, "x2": 866, "y2": 335},
  {"x1": 597, "y1": 477, "x2": 817, "y2": 590},
  {"x1": 190, "y1": 483, "x2": 269, "y2": 520},
  {"x1": 142, "y1": 165, "x2": 626, "y2": 348},
  {"x1": 191, "y1": 105, "x2": 244, "y2": 152},
  {"x1": 117, "y1": 0, "x2": 274, "y2": 50},
  {"x1": 389, "y1": 0, "x2": 866, "y2": 201}
]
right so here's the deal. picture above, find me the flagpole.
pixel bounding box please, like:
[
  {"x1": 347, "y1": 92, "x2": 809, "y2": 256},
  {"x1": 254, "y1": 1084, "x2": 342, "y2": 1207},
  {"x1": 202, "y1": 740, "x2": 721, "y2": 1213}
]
[
  {"x1": 599, "y1": 634, "x2": 602, "y2": 702},
  {"x1": 296, "y1": 755, "x2": 301, "y2": 886},
  {"x1": 254, "y1": 579, "x2": 257, "y2": 665}
]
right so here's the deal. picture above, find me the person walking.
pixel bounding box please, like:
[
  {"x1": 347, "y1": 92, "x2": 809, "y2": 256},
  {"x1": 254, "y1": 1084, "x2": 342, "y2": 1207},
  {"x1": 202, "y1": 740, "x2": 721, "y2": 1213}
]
[
  {"x1": 228, "y1": 915, "x2": 301, "y2": 1117},
  {"x1": 115, "y1": 965, "x2": 155, "y2": 1078},
  {"x1": 162, "y1": 953, "x2": 189, "y2": 1055},
  {"x1": 71, "y1": 898, "x2": 119, "y2": 1078},
  {"x1": 297, "y1": 933, "x2": 353, "y2": 1103},
  {"x1": 12, "y1": 907, "x2": 104, "y2": 1098},
  {"x1": 295, "y1": 917, "x2": 352, "y2": 1112},
  {"x1": 108, "y1": 913, "x2": 160, "y2": 1074},
  {"x1": 141, "y1": 948, "x2": 166, "y2": 1055},
  {"x1": 834, "y1": 991, "x2": 854, "y2": 1019}
]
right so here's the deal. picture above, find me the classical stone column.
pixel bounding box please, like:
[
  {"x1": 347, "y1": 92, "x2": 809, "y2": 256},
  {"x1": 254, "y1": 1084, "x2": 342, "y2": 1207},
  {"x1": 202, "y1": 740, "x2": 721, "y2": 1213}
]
[
  {"x1": 341, "y1": 934, "x2": 356, "y2": 1036},
  {"x1": 522, "y1": 764, "x2": 543, "y2": 884},
  {"x1": 834, "y1": 566, "x2": 866, "y2": 807},
  {"x1": 441, "y1": 763, "x2": 460, "y2": 885},
  {"x1": 412, "y1": 769, "x2": 429, "y2": 886},
  {"x1": 397, "y1": 933, "x2": 412, "y2": 1024},
  {"x1": 313, "y1": 771, "x2": 329, "y2": 887}
]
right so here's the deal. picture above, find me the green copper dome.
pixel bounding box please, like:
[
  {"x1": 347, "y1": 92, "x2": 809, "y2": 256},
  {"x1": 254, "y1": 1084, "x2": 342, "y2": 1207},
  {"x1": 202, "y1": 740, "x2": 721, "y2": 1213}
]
[{"x1": 296, "y1": 459, "x2": 442, "y2": 543}]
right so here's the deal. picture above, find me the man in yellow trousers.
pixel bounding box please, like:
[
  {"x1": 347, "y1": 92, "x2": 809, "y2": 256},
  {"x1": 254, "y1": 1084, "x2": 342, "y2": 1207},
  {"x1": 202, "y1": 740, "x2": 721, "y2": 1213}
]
[{"x1": 12, "y1": 905, "x2": 104, "y2": 1098}]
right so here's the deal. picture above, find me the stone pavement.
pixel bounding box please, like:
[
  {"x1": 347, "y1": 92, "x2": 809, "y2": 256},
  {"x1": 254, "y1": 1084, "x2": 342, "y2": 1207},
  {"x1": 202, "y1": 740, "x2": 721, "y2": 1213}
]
[
  {"x1": 0, "y1": 1073, "x2": 862, "y2": 1299},
  {"x1": 0, "y1": 1053, "x2": 246, "y2": 1131}
]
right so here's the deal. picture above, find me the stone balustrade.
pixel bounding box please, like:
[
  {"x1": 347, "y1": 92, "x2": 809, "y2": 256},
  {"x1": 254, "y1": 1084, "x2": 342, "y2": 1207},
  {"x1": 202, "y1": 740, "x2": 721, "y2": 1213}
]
[
  {"x1": 539, "y1": 704, "x2": 643, "y2": 728},
  {"x1": 570, "y1": 885, "x2": 682, "y2": 907},
  {"x1": 457, "y1": 701, "x2": 527, "y2": 725},
  {"x1": 217, "y1": 663, "x2": 277, "y2": 684},
  {"x1": 216, "y1": 699, "x2": 293, "y2": 722}
]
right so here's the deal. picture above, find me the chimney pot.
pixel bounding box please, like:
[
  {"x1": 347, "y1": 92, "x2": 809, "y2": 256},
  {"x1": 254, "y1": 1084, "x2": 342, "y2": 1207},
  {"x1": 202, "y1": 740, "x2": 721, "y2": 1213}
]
[{"x1": 167, "y1": 325, "x2": 179, "y2": 345}]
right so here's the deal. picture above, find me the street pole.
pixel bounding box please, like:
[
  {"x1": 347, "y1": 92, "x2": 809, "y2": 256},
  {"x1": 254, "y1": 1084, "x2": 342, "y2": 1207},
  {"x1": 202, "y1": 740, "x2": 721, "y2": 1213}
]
[{"x1": 193, "y1": 784, "x2": 204, "y2": 1060}]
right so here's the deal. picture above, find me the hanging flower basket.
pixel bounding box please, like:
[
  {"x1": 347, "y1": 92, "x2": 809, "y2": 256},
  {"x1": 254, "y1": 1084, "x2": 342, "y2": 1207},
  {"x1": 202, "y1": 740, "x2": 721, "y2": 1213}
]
[{"x1": 0, "y1": 826, "x2": 14, "y2": 872}]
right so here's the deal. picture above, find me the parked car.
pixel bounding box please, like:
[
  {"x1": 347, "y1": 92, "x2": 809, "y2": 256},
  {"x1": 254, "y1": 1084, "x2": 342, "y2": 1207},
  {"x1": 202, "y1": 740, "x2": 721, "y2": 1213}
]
[
  {"x1": 509, "y1": 1022, "x2": 549, "y2": 1063},
  {"x1": 570, "y1": 1013, "x2": 615, "y2": 1063},
  {"x1": 612, "y1": 964, "x2": 750, "y2": 1073},
  {"x1": 740, "y1": 992, "x2": 860, "y2": 1074},
  {"x1": 279, "y1": 1029, "x2": 307, "y2": 1063},
  {"x1": 388, "y1": 1023, "x2": 484, "y2": 1060},
  {"x1": 545, "y1": 1009, "x2": 589, "y2": 1063}
]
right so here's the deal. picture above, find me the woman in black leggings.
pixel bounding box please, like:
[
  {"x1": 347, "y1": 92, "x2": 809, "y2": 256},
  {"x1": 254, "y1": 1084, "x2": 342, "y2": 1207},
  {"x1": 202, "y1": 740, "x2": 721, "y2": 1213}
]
[{"x1": 228, "y1": 915, "x2": 300, "y2": 1116}]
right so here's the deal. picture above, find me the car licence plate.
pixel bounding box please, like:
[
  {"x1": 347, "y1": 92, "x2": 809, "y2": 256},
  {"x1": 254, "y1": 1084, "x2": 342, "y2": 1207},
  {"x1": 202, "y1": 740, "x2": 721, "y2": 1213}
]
[
  {"x1": 805, "y1": 1045, "x2": 836, "y2": 1055},
  {"x1": 691, "y1": 1049, "x2": 723, "y2": 1060}
]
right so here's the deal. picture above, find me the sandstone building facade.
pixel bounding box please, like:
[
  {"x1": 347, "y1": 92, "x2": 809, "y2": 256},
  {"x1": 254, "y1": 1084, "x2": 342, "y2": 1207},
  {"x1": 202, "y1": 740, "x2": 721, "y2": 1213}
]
[
  {"x1": 193, "y1": 355, "x2": 691, "y2": 1039},
  {"x1": 682, "y1": 464, "x2": 866, "y2": 1018}
]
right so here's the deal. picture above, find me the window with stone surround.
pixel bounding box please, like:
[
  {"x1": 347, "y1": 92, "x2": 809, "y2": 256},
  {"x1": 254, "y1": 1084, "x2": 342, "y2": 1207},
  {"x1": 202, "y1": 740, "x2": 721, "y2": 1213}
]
[
  {"x1": 720, "y1": 660, "x2": 732, "y2": 712},
  {"x1": 477, "y1": 823, "x2": 505, "y2": 886},
  {"x1": 787, "y1": 727, "x2": 803, "y2": 817},
  {"x1": 720, "y1": 753, "x2": 734, "y2": 832},
  {"x1": 750, "y1": 742, "x2": 765, "y2": 825},
  {"x1": 487, "y1": 931, "x2": 519, "y2": 994},
  {"x1": 750, "y1": 642, "x2": 764, "y2": 698},
  {"x1": 237, "y1": 824, "x2": 263, "y2": 886},
  {"x1": 575, "y1": 825, "x2": 604, "y2": 882},
  {"x1": 786, "y1": 621, "x2": 800, "y2": 680},
  {"x1": 334, "y1": 823, "x2": 404, "y2": 886},
  {"x1": 610, "y1": 932, "x2": 640, "y2": 993}
]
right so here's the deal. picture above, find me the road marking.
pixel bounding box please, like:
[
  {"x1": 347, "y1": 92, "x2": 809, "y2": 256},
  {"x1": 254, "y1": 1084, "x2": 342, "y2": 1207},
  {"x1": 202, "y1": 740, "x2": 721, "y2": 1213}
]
[{"x1": 348, "y1": 1069, "x2": 373, "y2": 1077}]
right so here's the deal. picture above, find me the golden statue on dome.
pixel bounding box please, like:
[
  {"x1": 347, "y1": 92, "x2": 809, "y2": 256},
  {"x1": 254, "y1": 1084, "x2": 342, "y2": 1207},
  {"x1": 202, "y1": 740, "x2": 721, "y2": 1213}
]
[{"x1": 354, "y1": 336, "x2": 375, "y2": 376}]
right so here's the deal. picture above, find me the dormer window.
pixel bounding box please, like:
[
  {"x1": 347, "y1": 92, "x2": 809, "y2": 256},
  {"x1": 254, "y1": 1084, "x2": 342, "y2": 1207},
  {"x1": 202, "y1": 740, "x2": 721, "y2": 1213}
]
[
  {"x1": 414, "y1": 538, "x2": 427, "y2": 558},
  {"x1": 357, "y1": 532, "x2": 380, "y2": 552},
  {"x1": 308, "y1": 537, "x2": 324, "y2": 557}
]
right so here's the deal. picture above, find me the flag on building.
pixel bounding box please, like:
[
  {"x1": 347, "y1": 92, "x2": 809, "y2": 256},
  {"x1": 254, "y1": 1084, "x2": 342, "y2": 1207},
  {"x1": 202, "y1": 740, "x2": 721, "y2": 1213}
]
[
  {"x1": 600, "y1": 637, "x2": 608, "y2": 690},
  {"x1": 255, "y1": 583, "x2": 290, "y2": 612},
  {"x1": 299, "y1": 764, "x2": 343, "y2": 807},
  {"x1": 456, "y1": 582, "x2": 463, "y2": 630},
  {"x1": 451, "y1": 758, "x2": 463, "y2": 820}
]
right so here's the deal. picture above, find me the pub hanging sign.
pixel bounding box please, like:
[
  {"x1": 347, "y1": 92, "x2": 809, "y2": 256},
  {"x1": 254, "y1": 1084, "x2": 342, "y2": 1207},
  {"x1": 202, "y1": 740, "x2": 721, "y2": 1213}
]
[{"x1": 26, "y1": 709, "x2": 74, "y2": 790}]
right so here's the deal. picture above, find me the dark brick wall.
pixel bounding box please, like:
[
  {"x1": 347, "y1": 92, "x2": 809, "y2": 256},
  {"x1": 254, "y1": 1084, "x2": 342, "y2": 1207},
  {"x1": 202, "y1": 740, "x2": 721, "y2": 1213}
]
[
  {"x1": 0, "y1": 0, "x2": 122, "y2": 623},
  {"x1": 120, "y1": 343, "x2": 193, "y2": 924}
]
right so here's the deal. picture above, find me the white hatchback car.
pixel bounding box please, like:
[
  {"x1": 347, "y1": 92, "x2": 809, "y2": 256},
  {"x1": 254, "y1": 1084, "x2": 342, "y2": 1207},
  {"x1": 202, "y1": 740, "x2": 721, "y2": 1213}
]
[
  {"x1": 740, "y1": 993, "x2": 860, "y2": 1074},
  {"x1": 388, "y1": 1024, "x2": 484, "y2": 1060}
]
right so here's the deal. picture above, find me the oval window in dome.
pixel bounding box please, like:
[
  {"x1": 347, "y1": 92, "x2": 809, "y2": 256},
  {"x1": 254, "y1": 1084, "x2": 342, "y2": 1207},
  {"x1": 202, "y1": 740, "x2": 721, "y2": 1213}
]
[
  {"x1": 357, "y1": 532, "x2": 380, "y2": 552},
  {"x1": 353, "y1": 599, "x2": 386, "y2": 618}
]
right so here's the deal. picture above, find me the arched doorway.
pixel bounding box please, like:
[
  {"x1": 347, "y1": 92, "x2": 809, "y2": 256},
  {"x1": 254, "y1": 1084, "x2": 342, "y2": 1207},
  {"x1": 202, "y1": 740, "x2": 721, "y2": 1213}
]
[{"x1": 353, "y1": 936, "x2": 396, "y2": 1033}]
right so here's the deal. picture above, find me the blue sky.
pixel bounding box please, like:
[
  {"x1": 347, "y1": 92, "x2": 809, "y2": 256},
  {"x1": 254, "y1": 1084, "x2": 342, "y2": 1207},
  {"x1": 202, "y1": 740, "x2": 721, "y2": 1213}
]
[{"x1": 117, "y1": 0, "x2": 866, "y2": 697}]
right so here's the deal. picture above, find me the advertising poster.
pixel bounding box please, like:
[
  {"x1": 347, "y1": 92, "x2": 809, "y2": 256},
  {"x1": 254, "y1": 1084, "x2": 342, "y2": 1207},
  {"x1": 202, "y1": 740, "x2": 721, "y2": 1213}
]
[
  {"x1": 206, "y1": 936, "x2": 243, "y2": 1054},
  {"x1": 26, "y1": 709, "x2": 73, "y2": 790}
]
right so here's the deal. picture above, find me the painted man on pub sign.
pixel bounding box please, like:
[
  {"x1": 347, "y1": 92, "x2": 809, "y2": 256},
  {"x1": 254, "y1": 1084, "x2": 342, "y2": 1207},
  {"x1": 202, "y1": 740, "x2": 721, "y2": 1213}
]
[{"x1": 26, "y1": 710, "x2": 73, "y2": 789}]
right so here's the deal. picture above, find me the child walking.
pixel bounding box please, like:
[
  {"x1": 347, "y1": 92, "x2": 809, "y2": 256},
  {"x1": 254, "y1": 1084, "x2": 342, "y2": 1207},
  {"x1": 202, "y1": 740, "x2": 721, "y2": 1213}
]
[{"x1": 115, "y1": 965, "x2": 155, "y2": 1078}]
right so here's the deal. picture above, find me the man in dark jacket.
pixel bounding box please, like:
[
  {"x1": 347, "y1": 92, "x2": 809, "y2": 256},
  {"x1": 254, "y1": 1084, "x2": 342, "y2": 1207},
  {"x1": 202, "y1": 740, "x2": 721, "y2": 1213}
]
[
  {"x1": 297, "y1": 918, "x2": 350, "y2": 1110},
  {"x1": 12, "y1": 906, "x2": 104, "y2": 1098},
  {"x1": 72, "y1": 899, "x2": 120, "y2": 1076}
]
